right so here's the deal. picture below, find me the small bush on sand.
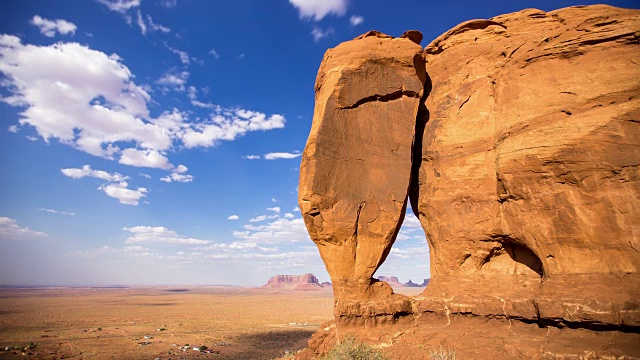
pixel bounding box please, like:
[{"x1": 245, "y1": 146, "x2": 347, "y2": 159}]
[
  {"x1": 428, "y1": 345, "x2": 456, "y2": 360},
  {"x1": 323, "y1": 335, "x2": 389, "y2": 360}
]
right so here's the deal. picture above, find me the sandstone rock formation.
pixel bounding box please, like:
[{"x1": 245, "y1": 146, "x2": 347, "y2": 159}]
[
  {"x1": 261, "y1": 274, "x2": 327, "y2": 291},
  {"x1": 377, "y1": 276, "x2": 425, "y2": 288},
  {"x1": 403, "y1": 279, "x2": 422, "y2": 287},
  {"x1": 298, "y1": 30, "x2": 426, "y2": 314},
  {"x1": 417, "y1": 4, "x2": 640, "y2": 329},
  {"x1": 298, "y1": 4, "x2": 640, "y2": 359}
]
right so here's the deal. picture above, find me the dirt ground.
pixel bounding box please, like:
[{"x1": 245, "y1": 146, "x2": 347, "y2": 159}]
[{"x1": 0, "y1": 286, "x2": 334, "y2": 360}]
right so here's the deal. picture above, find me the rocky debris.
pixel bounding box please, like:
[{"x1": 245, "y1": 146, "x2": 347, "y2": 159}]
[
  {"x1": 297, "y1": 4, "x2": 640, "y2": 359},
  {"x1": 262, "y1": 274, "x2": 326, "y2": 291},
  {"x1": 298, "y1": 30, "x2": 426, "y2": 317}
]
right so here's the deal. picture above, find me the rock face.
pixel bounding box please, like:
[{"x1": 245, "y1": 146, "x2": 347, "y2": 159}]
[
  {"x1": 298, "y1": 4, "x2": 640, "y2": 359},
  {"x1": 417, "y1": 4, "x2": 640, "y2": 328},
  {"x1": 298, "y1": 30, "x2": 426, "y2": 312},
  {"x1": 262, "y1": 274, "x2": 326, "y2": 291}
]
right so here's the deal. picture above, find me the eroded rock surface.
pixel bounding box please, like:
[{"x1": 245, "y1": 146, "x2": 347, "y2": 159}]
[
  {"x1": 297, "y1": 4, "x2": 640, "y2": 359},
  {"x1": 298, "y1": 31, "x2": 425, "y2": 318},
  {"x1": 417, "y1": 4, "x2": 640, "y2": 328}
]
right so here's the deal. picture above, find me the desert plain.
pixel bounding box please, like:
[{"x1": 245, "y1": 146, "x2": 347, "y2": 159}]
[{"x1": 0, "y1": 286, "x2": 339, "y2": 359}]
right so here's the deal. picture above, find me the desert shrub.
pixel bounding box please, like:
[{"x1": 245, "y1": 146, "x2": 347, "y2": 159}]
[
  {"x1": 323, "y1": 335, "x2": 390, "y2": 360},
  {"x1": 428, "y1": 345, "x2": 456, "y2": 360},
  {"x1": 199, "y1": 345, "x2": 208, "y2": 351}
]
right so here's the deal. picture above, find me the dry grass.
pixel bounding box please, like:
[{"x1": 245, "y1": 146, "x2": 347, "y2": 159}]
[
  {"x1": 428, "y1": 345, "x2": 457, "y2": 360},
  {"x1": 0, "y1": 286, "x2": 333, "y2": 359},
  {"x1": 323, "y1": 336, "x2": 390, "y2": 360}
]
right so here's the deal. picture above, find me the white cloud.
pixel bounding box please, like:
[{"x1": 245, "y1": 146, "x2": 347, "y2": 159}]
[
  {"x1": 146, "y1": 15, "x2": 170, "y2": 33},
  {"x1": 349, "y1": 15, "x2": 364, "y2": 26},
  {"x1": 160, "y1": 164, "x2": 193, "y2": 183},
  {"x1": 0, "y1": 217, "x2": 48, "y2": 240},
  {"x1": 119, "y1": 148, "x2": 173, "y2": 170},
  {"x1": 181, "y1": 110, "x2": 285, "y2": 148},
  {"x1": 227, "y1": 215, "x2": 239, "y2": 220},
  {"x1": 124, "y1": 226, "x2": 209, "y2": 245},
  {"x1": 0, "y1": 35, "x2": 170, "y2": 159},
  {"x1": 249, "y1": 215, "x2": 267, "y2": 223},
  {"x1": 157, "y1": 70, "x2": 189, "y2": 92},
  {"x1": 38, "y1": 208, "x2": 75, "y2": 216},
  {"x1": 311, "y1": 26, "x2": 334, "y2": 42},
  {"x1": 139, "y1": 173, "x2": 151, "y2": 179},
  {"x1": 160, "y1": 0, "x2": 177, "y2": 8},
  {"x1": 8, "y1": 125, "x2": 18, "y2": 133},
  {"x1": 209, "y1": 49, "x2": 220, "y2": 59},
  {"x1": 99, "y1": 181, "x2": 148, "y2": 205},
  {"x1": 235, "y1": 217, "x2": 310, "y2": 245},
  {"x1": 167, "y1": 45, "x2": 190, "y2": 65},
  {"x1": 61, "y1": 164, "x2": 128, "y2": 182},
  {"x1": 293, "y1": 206, "x2": 300, "y2": 212},
  {"x1": 0, "y1": 36, "x2": 286, "y2": 169},
  {"x1": 30, "y1": 15, "x2": 77, "y2": 37},
  {"x1": 289, "y1": 0, "x2": 348, "y2": 21},
  {"x1": 97, "y1": 0, "x2": 141, "y2": 13},
  {"x1": 264, "y1": 151, "x2": 302, "y2": 160},
  {"x1": 135, "y1": 10, "x2": 147, "y2": 34},
  {"x1": 267, "y1": 207, "x2": 281, "y2": 213},
  {"x1": 284, "y1": 213, "x2": 295, "y2": 219},
  {"x1": 244, "y1": 155, "x2": 260, "y2": 160},
  {"x1": 272, "y1": 198, "x2": 277, "y2": 203}
]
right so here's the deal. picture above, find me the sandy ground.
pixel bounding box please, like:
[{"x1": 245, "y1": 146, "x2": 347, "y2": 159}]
[{"x1": 0, "y1": 286, "x2": 334, "y2": 360}]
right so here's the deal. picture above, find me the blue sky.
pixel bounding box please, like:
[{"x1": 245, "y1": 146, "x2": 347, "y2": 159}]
[{"x1": 0, "y1": 0, "x2": 637, "y2": 286}]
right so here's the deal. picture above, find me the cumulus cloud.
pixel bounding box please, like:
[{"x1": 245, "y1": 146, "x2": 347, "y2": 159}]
[
  {"x1": 181, "y1": 110, "x2": 285, "y2": 148},
  {"x1": 235, "y1": 217, "x2": 310, "y2": 245},
  {"x1": 227, "y1": 215, "x2": 239, "y2": 220},
  {"x1": 160, "y1": 164, "x2": 193, "y2": 183},
  {"x1": 30, "y1": 15, "x2": 77, "y2": 37},
  {"x1": 244, "y1": 155, "x2": 260, "y2": 160},
  {"x1": 38, "y1": 208, "x2": 75, "y2": 216},
  {"x1": 61, "y1": 165, "x2": 148, "y2": 205},
  {"x1": 249, "y1": 215, "x2": 267, "y2": 223},
  {"x1": 119, "y1": 148, "x2": 173, "y2": 170},
  {"x1": 0, "y1": 35, "x2": 162, "y2": 159},
  {"x1": 124, "y1": 226, "x2": 209, "y2": 245},
  {"x1": 209, "y1": 49, "x2": 220, "y2": 59},
  {"x1": 97, "y1": 0, "x2": 141, "y2": 13},
  {"x1": 98, "y1": 181, "x2": 148, "y2": 205},
  {"x1": 311, "y1": 26, "x2": 334, "y2": 42},
  {"x1": 289, "y1": 0, "x2": 348, "y2": 21},
  {"x1": 166, "y1": 45, "x2": 190, "y2": 65},
  {"x1": 157, "y1": 70, "x2": 189, "y2": 92},
  {"x1": 0, "y1": 217, "x2": 48, "y2": 240},
  {"x1": 349, "y1": 15, "x2": 364, "y2": 26},
  {"x1": 267, "y1": 207, "x2": 281, "y2": 213},
  {"x1": 264, "y1": 151, "x2": 302, "y2": 160},
  {"x1": 0, "y1": 35, "x2": 286, "y2": 171},
  {"x1": 61, "y1": 165, "x2": 128, "y2": 182}
]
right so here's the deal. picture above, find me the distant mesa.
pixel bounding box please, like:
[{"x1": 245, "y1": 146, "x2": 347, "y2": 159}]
[
  {"x1": 377, "y1": 276, "x2": 429, "y2": 288},
  {"x1": 262, "y1": 273, "x2": 331, "y2": 291}
]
